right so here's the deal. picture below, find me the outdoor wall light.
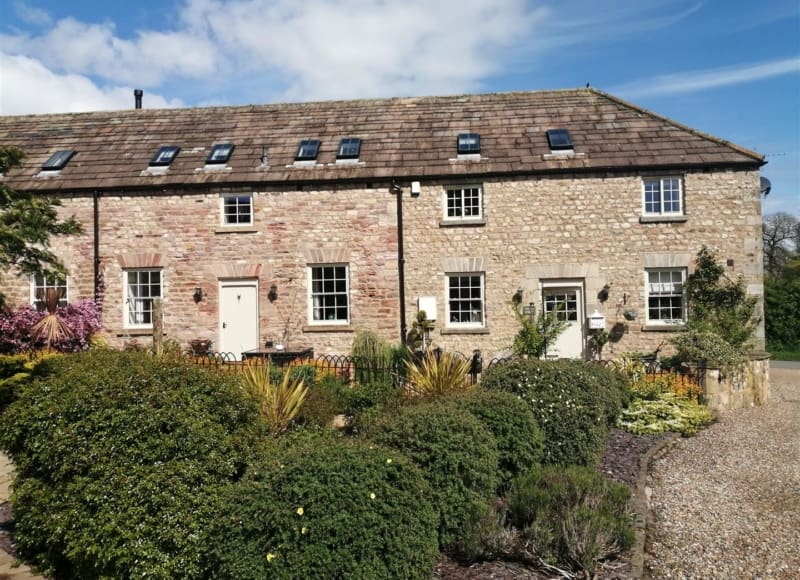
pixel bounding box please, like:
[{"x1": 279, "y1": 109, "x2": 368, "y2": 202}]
[
  {"x1": 268, "y1": 284, "x2": 278, "y2": 302},
  {"x1": 598, "y1": 283, "x2": 610, "y2": 303},
  {"x1": 193, "y1": 286, "x2": 203, "y2": 303}
]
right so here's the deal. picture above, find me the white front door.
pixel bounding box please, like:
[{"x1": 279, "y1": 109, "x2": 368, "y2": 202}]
[
  {"x1": 219, "y1": 280, "x2": 259, "y2": 360},
  {"x1": 542, "y1": 285, "x2": 584, "y2": 359}
]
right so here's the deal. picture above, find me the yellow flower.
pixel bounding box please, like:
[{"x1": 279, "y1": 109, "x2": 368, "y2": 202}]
[
  {"x1": 296, "y1": 507, "x2": 304, "y2": 516},
  {"x1": 386, "y1": 458, "x2": 392, "y2": 464},
  {"x1": 301, "y1": 527, "x2": 308, "y2": 535},
  {"x1": 370, "y1": 492, "x2": 376, "y2": 500},
  {"x1": 266, "y1": 553, "x2": 276, "y2": 563}
]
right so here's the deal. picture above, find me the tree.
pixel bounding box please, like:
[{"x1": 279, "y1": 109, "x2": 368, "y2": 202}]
[
  {"x1": 762, "y1": 212, "x2": 799, "y2": 277},
  {"x1": 764, "y1": 276, "x2": 800, "y2": 351},
  {"x1": 511, "y1": 303, "x2": 567, "y2": 358},
  {"x1": 0, "y1": 146, "x2": 82, "y2": 308},
  {"x1": 685, "y1": 246, "x2": 758, "y2": 351}
]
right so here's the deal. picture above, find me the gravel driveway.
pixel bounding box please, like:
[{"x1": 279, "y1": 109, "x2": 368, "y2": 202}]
[{"x1": 645, "y1": 367, "x2": 800, "y2": 579}]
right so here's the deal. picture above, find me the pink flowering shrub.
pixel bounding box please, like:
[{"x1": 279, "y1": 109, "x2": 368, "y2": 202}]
[{"x1": 0, "y1": 299, "x2": 101, "y2": 354}]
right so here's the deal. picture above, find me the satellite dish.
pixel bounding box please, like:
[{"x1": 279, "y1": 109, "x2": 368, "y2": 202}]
[{"x1": 760, "y1": 176, "x2": 771, "y2": 197}]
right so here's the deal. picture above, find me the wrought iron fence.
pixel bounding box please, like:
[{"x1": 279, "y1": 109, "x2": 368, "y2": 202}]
[{"x1": 188, "y1": 349, "x2": 484, "y2": 386}]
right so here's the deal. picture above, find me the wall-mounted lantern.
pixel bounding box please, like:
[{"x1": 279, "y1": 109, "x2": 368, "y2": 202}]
[
  {"x1": 193, "y1": 286, "x2": 204, "y2": 303},
  {"x1": 597, "y1": 283, "x2": 610, "y2": 303},
  {"x1": 268, "y1": 284, "x2": 278, "y2": 302}
]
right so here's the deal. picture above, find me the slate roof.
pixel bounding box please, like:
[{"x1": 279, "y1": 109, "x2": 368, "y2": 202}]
[{"x1": 0, "y1": 88, "x2": 764, "y2": 193}]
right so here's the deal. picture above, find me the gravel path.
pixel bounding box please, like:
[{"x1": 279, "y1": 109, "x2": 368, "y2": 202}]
[{"x1": 645, "y1": 368, "x2": 800, "y2": 579}]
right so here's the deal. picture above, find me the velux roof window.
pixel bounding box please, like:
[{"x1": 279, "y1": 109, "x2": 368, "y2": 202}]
[
  {"x1": 206, "y1": 143, "x2": 235, "y2": 164},
  {"x1": 546, "y1": 129, "x2": 573, "y2": 151},
  {"x1": 41, "y1": 150, "x2": 76, "y2": 171},
  {"x1": 457, "y1": 133, "x2": 481, "y2": 155},
  {"x1": 337, "y1": 138, "x2": 361, "y2": 160},
  {"x1": 295, "y1": 139, "x2": 321, "y2": 161},
  {"x1": 150, "y1": 146, "x2": 180, "y2": 167}
]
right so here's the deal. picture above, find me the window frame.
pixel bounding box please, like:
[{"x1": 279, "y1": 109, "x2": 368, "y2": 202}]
[
  {"x1": 645, "y1": 268, "x2": 687, "y2": 326},
  {"x1": 546, "y1": 129, "x2": 573, "y2": 151},
  {"x1": 642, "y1": 177, "x2": 683, "y2": 217},
  {"x1": 295, "y1": 139, "x2": 321, "y2": 162},
  {"x1": 445, "y1": 272, "x2": 486, "y2": 329},
  {"x1": 442, "y1": 185, "x2": 483, "y2": 222},
  {"x1": 41, "y1": 150, "x2": 76, "y2": 171},
  {"x1": 457, "y1": 133, "x2": 481, "y2": 155},
  {"x1": 337, "y1": 138, "x2": 361, "y2": 160},
  {"x1": 542, "y1": 289, "x2": 580, "y2": 323},
  {"x1": 206, "y1": 143, "x2": 235, "y2": 165},
  {"x1": 150, "y1": 145, "x2": 180, "y2": 167},
  {"x1": 30, "y1": 274, "x2": 68, "y2": 310},
  {"x1": 307, "y1": 264, "x2": 350, "y2": 325},
  {"x1": 220, "y1": 193, "x2": 254, "y2": 226},
  {"x1": 123, "y1": 268, "x2": 163, "y2": 329}
]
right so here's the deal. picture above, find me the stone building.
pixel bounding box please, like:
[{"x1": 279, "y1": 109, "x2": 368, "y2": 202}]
[{"x1": 0, "y1": 88, "x2": 765, "y2": 359}]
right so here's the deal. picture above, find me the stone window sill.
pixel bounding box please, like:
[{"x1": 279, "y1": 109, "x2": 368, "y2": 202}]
[
  {"x1": 439, "y1": 218, "x2": 487, "y2": 228},
  {"x1": 641, "y1": 324, "x2": 686, "y2": 332},
  {"x1": 440, "y1": 327, "x2": 490, "y2": 335},
  {"x1": 639, "y1": 215, "x2": 688, "y2": 224},
  {"x1": 302, "y1": 324, "x2": 355, "y2": 333},
  {"x1": 214, "y1": 226, "x2": 258, "y2": 234},
  {"x1": 116, "y1": 329, "x2": 163, "y2": 337}
]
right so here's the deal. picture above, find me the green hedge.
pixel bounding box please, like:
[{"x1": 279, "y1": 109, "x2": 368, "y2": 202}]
[
  {"x1": 0, "y1": 350, "x2": 261, "y2": 578},
  {"x1": 446, "y1": 390, "x2": 544, "y2": 491},
  {"x1": 368, "y1": 402, "x2": 499, "y2": 547},
  {"x1": 480, "y1": 359, "x2": 629, "y2": 466},
  {"x1": 207, "y1": 431, "x2": 438, "y2": 579}
]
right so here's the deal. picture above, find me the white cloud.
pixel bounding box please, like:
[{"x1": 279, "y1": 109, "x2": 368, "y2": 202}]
[
  {"x1": 13, "y1": 1, "x2": 52, "y2": 26},
  {"x1": 0, "y1": 0, "x2": 545, "y2": 106},
  {"x1": 194, "y1": 0, "x2": 545, "y2": 100},
  {"x1": 0, "y1": 17, "x2": 218, "y2": 87},
  {"x1": 0, "y1": 53, "x2": 183, "y2": 115},
  {"x1": 612, "y1": 58, "x2": 800, "y2": 98}
]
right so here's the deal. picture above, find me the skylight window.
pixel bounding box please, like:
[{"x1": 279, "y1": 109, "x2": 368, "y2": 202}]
[
  {"x1": 457, "y1": 133, "x2": 481, "y2": 155},
  {"x1": 337, "y1": 138, "x2": 361, "y2": 160},
  {"x1": 149, "y1": 146, "x2": 180, "y2": 167},
  {"x1": 42, "y1": 150, "x2": 76, "y2": 171},
  {"x1": 206, "y1": 143, "x2": 235, "y2": 164},
  {"x1": 546, "y1": 129, "x2": 573, "y2": 151},
  {"x1": 295, "y1": 139, "x2": 321, "y2": 161}
]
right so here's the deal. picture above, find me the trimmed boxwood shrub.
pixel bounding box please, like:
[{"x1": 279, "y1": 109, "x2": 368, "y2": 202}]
[
  {"x1": 207, "y1": 431, "x2": 438, "y2": 579},
  {"x1": 368, "y1": 403, "x2": 499, "y2": 547},
  {"x1": 295, "y1": 375, "x2": 349, "y2": 427},
  {"x1": 445, "y1": 390, "x2": 545, "y2": 491},
  {"x1": 343, "y1": 380, "x2": 402, "y2": 415},
  {"x1": 0, "y1": 349, "x2": 261, "y2": 579},
  {"x1": 480, "y1": 359, "x2": 629, "y2": 466}
]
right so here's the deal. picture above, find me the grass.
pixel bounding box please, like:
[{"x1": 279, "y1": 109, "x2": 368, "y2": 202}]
[{"x1": 769, "y1": 350, "x2": 800, "y2": 362}]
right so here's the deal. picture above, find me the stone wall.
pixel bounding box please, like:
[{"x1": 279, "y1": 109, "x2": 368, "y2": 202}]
[
  {"x1": 5, "y1": 186, "x2": 400, "y2": 355},
  {"x1": 3, "y1": 167, "x2": 764, "y2": 359},
  {"x1": 402, "y1": 168, "x2": 764, "y2": 359},
  {"x1": 698, "y1": 353, "x2": 771, "y2": 412}
]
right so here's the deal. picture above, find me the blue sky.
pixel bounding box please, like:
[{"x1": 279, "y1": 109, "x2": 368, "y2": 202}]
[{"x1": 1, "y1": 0, "x2": 798, "y2": 215}]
